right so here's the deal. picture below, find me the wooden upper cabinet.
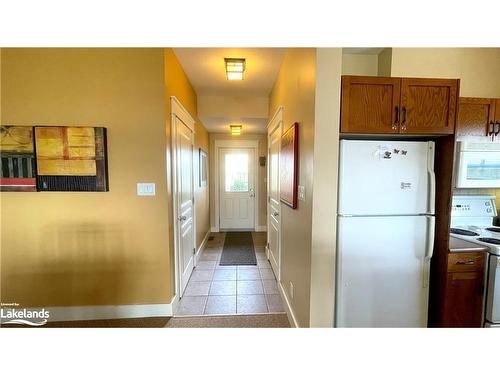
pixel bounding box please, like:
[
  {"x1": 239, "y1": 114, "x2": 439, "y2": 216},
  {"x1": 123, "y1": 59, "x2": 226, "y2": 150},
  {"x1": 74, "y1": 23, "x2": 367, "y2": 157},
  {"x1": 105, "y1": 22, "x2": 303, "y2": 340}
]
[
  {"x1": 340, "y1": 76, "x2": 460, "y2": 135},
  {"x1": 496, "y1": 99, "x2": 500, "y2": 123},
  {"x1": 457, "y1": 97, "x2": 496, "y2": 137},
  {"x1": 340, "y1": 76, "x2": 401, "y2": 134},
  {"x1": 400, "y1": 78, "x2": 459, "y2": 135}
]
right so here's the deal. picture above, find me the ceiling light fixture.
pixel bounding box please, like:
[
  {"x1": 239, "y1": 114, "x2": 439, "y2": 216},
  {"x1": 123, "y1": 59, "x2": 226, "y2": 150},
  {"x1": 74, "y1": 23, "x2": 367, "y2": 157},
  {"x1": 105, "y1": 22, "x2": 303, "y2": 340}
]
[
  {"x1": 230, "y1": 125, "x2": 242, "y2": 135},
  {"x1": 225, "y1": 58, "x2": 245, "y2": 80}
]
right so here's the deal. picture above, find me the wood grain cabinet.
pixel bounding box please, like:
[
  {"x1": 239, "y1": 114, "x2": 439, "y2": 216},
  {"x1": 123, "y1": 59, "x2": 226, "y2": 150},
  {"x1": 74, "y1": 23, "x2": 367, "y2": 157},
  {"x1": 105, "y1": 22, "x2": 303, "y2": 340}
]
[
  {"x1": 340, "y1": 76, "x2": 459, "y2": 135},
  {"x1": 440, "y1": 252, "x2": 486, "y2": 327},
  {"x1": 457, "y1": 97, "x2": 499, "y2": 138}
]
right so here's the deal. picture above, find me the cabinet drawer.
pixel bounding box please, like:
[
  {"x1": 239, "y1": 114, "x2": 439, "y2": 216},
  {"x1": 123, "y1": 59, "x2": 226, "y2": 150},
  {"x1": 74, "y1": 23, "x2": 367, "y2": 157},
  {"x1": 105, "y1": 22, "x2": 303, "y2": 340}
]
[{"x1": 448, "y1": 252, "x2": 485, "y2": 273}]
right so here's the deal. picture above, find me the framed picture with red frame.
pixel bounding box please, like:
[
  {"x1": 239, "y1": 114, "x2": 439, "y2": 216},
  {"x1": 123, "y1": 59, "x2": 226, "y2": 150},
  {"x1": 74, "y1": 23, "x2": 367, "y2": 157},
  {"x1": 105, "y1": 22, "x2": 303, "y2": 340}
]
[{"x1": 280, "y1": 122, "x2": 298, "y2": 209}]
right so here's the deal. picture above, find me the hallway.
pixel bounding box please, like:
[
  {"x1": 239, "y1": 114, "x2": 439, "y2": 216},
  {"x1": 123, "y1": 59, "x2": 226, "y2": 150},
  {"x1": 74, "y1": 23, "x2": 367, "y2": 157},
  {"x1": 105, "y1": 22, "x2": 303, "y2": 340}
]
[{"x1": 176, "y1": 232, "x2": 285, "y2": 316}]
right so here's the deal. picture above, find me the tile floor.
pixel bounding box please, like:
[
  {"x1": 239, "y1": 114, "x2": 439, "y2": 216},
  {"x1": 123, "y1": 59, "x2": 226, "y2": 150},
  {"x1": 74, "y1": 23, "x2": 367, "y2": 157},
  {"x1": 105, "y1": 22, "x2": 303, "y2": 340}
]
[{"x1": 176, "y1": 232, "x2": 286, "y2": 316}]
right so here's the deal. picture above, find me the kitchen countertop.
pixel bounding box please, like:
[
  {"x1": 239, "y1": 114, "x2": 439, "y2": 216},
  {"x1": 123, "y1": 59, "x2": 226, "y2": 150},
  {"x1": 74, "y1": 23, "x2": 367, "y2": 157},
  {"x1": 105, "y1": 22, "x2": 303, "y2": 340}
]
[{"x1": 449, "y1": 236, "x2": 488, "y2": 253}]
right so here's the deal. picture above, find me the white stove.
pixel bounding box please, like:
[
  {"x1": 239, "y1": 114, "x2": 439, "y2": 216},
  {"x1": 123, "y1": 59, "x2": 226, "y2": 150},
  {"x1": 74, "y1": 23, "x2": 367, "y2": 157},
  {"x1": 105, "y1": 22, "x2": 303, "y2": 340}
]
[
  {"x1": 450, "y1": 195, "x2": 500, "y2": 328},
  {"x1": 450, "y1": 195, "x2": 500, "y2": 255}
]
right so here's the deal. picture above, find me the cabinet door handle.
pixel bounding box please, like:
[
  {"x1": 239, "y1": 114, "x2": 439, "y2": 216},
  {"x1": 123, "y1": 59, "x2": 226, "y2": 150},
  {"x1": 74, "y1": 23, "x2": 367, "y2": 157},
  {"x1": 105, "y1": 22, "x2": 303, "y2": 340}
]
[
  {"x1": 456, "y1": 260, "x2": 475, "y2": 265},
  {"x1": 495, "y1": 122, "x2": 500, "y2": 137},
  {"x1": 488, "y1": 121, "x2": 495, "y2": 135},
  {"x1": 401, "y1": 107, "x2": 407, "y2": 131},
  {"x1": 393, "y1": 106, "x2": 400, "y2": 130}
]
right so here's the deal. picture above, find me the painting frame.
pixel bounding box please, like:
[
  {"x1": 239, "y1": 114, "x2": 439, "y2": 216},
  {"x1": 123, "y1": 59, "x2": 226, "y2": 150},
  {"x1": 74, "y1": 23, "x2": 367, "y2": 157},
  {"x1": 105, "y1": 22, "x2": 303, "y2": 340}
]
[
  {"x1": 199, "y1": 148, "x2": 208, "y2": 187},
  {"x1": 280, "y1": 122, "x2": 299, "y2": 209}
]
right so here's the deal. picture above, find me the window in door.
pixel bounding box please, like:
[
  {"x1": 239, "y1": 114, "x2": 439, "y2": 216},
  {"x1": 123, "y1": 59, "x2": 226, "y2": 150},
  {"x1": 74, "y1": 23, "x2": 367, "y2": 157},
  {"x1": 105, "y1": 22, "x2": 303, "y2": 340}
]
[{"x1": 225, "y1": 153, "x2": 249, "y2": 192}]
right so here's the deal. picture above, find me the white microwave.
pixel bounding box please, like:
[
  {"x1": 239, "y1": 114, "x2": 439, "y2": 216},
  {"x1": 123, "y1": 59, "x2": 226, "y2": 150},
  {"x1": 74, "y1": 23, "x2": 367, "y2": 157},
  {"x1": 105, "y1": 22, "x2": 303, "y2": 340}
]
[{"x1": 456, "y1": 141, "x2": 500, "y2": 188}]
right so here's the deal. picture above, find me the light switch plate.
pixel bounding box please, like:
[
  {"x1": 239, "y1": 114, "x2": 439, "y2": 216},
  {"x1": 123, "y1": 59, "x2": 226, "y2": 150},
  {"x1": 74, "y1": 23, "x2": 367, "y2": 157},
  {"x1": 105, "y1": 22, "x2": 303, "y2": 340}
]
[
  {"x1": 137, "y1": 183, "x2": 156, "y2": 196},
  {"x1": 298, "y1": 185, "x2": 305, "y2": 201}
]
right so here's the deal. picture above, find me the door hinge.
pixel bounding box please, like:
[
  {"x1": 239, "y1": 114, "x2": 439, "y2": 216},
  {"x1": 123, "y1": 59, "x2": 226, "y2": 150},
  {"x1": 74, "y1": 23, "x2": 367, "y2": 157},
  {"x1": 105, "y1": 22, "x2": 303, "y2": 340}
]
[
  {"x1": 193, "y1": 247, "x2": 196, "y2": 255},
  {"x1": 192, "y1": 197, "x2": 195, "y2": 204}
]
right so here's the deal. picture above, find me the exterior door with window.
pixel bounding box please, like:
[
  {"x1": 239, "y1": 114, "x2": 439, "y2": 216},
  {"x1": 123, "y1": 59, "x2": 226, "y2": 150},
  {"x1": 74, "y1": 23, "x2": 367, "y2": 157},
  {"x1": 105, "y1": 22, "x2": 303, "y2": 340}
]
[{"x1": 219, "y1": 148, "x2": 255, "y2": 230}]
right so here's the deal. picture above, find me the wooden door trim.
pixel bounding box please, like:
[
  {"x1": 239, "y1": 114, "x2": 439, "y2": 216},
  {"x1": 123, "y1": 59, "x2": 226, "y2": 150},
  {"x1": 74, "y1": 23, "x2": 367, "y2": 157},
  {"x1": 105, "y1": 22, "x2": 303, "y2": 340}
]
[
  {"x1": 170, "y1": 96, "x2": 196, "y2": 300},
  {"x1": 340, "y1": 75, "x2": 401, "y2": 134},
  {"x1": 266, "y1": 106, "x2": 283, "y2": 281},
  {"x1": 213, "y1": 139, "x2": 259, "y2": 233}
]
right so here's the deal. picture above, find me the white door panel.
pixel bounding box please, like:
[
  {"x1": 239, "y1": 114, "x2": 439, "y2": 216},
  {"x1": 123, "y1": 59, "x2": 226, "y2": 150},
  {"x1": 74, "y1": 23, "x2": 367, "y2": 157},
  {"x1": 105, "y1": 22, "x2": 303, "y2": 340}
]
[
  {"x1": 175, "y1": 116, "x2": 195, "y2": 296},
  {"x1": 219, "y1": 148, "x2": 255, "y2": 230},
  {"x1": 336, "y1": 215, "x2": 430, "y2": 327},
  {"x1": 339, "y1": 140, "x2": 434, "y2": 215},
  {"x1": 267, "y1": 111, "x2": 282, "y2": 280}
]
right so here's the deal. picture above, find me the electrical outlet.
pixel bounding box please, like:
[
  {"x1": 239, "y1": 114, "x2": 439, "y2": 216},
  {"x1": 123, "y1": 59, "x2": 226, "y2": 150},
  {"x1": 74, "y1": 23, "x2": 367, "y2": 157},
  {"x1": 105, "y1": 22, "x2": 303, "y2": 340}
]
[
  {"x1": 289, "y1": 281, "x2": 294, "y2": 299},
  {"x1": 298, "y1": 185, "x2": 305, "y2": 201}
]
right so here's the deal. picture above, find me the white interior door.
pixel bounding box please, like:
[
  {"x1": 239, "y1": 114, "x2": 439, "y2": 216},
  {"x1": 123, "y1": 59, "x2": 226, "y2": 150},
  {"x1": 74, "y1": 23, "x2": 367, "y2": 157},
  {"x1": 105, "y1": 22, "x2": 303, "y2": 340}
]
[
  {"x1": 175, "y1": 116, "x2": 195, "y2": 296},
  {"x1": 219, "y1": 148, "x2": 255, "y2": 230},
  {"x1": 268, "y1": 112, "x2": 282, "y2": 280}
]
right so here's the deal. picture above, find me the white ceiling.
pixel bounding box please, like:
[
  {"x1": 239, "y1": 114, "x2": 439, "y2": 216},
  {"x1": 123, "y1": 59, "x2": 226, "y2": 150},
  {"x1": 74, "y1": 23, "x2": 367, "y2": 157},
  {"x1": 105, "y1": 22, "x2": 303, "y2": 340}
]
[
  {"x1": 173, "y1": 48, "x2": 286, "y2": 96},
  {"x1": 174, "y1": 48, "x2": 286, "y2": 134}
]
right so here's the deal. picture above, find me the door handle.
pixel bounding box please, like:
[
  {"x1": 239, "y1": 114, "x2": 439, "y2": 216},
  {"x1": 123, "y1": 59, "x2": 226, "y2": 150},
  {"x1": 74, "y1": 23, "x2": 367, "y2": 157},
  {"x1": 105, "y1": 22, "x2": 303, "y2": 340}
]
[
  {"x1": 392, "y1": 106, "x2": 399, "y2": 131},
  {"x1": 178, "y1": 215, "x2": 187, "y2": 221},
  {"x1": 272, "y1": 211, "x2": 279, "y2": 217},
  {"x1": 488, "y1": 121, "x2": 495, "y2": 136},
  {"x1": 249, "y1": 193, "x2": 255, "y2": 197},
  {"x1": 495, "y1": 122, "x2": 500, "y2": 138},
  {"x1": 401, "y1": 106, "x2": 407, "y2": 132}
]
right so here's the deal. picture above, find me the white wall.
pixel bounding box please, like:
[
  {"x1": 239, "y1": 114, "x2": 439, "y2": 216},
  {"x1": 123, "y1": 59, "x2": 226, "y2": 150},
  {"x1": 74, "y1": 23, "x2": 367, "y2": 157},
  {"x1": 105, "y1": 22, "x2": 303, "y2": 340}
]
[
  {"x1": 390, "y1": 48, "x2": 500, "y2": 97},
  {"x1": 341, "y1": 53, "x2": 378, "y2": 76},
  {"x1": 309, "y1": 48, "x2": 342, "y2": 327}
]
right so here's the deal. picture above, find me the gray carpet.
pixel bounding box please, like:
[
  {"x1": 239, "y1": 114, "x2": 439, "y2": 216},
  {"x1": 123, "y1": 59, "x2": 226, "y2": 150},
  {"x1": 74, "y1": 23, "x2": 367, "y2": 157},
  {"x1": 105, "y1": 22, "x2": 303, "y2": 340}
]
[{"x1": 219, "y1": 231, "x2": 257, "y2": 266}]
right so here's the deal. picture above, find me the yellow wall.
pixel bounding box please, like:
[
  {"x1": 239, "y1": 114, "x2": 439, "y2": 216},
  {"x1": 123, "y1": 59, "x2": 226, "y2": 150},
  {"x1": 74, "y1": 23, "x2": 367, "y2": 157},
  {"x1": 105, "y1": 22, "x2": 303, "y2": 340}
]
[
  {"x1": 377, "y1": 48, "x2": 392, "y2": 77},
  {"x1": 164, "y1": 49, "x2": 211, "y2": 255},
  {"x1": 269, "y1": 48, "x2": 316, "y2": 327},
  {"x1": 390, "y1": 48, "x2": 500, "y2": 97},
  {"x1": 1, "y1": 48, "x2": 209, "y2": 309},
  {"x1": 1, "y1": 48, "x2": 172, "y2": 307},
  {"x1": 208, "y1": 132, "x2": 267, "y2": 229}
]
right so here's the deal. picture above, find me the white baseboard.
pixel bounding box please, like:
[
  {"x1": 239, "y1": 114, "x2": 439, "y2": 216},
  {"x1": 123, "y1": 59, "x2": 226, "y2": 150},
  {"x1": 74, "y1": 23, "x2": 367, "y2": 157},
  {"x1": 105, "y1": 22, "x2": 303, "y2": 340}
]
[
  {"x1": 278, "y1": 282, "x2": 299, "y2": 328},
  {"x1": 43, "y1": 294, "x2": 178, "y2": 322},
  {"x1": 195, "y1": 230, "x2": 211, "y2": 263},
  {"x1": 255, "y1": 226, "x2": 267, "y2": 232},
  {"x1": 210, "y1": 226, "x2": 219, "y2": 233}
]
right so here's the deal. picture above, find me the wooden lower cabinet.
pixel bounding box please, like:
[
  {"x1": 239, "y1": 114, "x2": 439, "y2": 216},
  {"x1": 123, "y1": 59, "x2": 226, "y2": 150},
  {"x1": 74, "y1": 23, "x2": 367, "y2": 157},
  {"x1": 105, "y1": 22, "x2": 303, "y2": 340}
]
[{"x1": 440, "y1": 252, "x2": 486, "y2": 327}]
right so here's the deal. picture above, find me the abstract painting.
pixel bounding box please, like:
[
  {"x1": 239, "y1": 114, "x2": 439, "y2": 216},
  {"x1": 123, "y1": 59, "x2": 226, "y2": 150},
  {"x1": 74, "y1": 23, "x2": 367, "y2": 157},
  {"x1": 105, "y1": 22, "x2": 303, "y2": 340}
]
[
  {"x1": 0, "y1": 126, "x2": 37, "y2": 192},
  {"x1": 34, "y1": 126, "x2": 108, "y2": 191},
  {"x1": 280, "y1": 122, "x2": 298, "y2": 209}
]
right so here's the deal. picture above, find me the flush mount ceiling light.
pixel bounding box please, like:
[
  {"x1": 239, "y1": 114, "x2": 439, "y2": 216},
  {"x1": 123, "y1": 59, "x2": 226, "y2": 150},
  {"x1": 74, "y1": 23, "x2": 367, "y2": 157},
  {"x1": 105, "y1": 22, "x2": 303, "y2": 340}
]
[
  {"x1": 225, "y1": 58, "x2": 245, "y2": 80},
  {"x1": 230, "y1": 125, "x2": 242, "y2": 135}
]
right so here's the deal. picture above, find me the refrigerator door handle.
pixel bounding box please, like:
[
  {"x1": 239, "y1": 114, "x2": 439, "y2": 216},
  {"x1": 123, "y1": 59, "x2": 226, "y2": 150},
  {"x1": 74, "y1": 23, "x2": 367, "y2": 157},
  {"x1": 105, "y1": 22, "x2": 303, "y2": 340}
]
[
  {"x1": 427, "y1": 142, "x2": 436, "y2": 215},
  {"x1": 423, "y1": 215, "x2": 435, "y2": 288}
]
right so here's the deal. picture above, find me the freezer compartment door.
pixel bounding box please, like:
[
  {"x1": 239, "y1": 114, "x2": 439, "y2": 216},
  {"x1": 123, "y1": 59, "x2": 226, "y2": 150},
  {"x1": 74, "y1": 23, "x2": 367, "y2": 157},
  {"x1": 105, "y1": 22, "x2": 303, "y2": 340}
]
[
  {"x1": 338, "y1": 140, "x2": 435, "y2": 215},
  {"x1": 336, "y1": 215, "x2": 431, "y2": 327}
]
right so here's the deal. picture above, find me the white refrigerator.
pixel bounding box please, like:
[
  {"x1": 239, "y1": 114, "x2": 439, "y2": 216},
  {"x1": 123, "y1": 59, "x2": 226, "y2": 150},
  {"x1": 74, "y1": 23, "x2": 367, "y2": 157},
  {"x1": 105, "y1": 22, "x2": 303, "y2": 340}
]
[{"x1": 336, "y1": 140, "x2": 435, "y2": 327}]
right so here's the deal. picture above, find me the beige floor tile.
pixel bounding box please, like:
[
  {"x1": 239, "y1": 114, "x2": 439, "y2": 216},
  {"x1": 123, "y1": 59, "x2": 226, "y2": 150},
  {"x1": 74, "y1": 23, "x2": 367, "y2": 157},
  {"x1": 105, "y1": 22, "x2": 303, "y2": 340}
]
[
  {"x1": 237, "y1": 267, "x2": 261, "y2": 280},
  {"x1": 184, "y1": 281, "x2": 211, "y2": 296},
  {"x1": 257, "y1": 259, "x2": 271, "y2": 269},
  {"x1": 260, "y1": 268, "x2": 276, "y2": 280},
  {"x1": 189, "y1": 269, "x2": 214, "y2": 282},
  {"x1": 209, "y1": 281, "x2": 237, "y2": 295},
  {"x1": 196, "y1": 261, "x2": 217, "y2": 269},
  {"x1": 237, "y1": 280, "x2": 264, "y2": 295},
  {"x1": 213, "y1": 268, "x2": 237, "y2": 281},
  {"x1": 199, "y1": 253, "x2": 219, "y2": 261},
  {"x1": 204, "y1": 295, "x2": 237, "y2": 315},
  {"x1": 176, "y1": 296, "x2": 207, "y2": 315},
  {"x1": 266, "y1": 294, "x2": 285, "y2": 313},
  {"x1": 216, "y1": 264, "x2": 235, "y2": 269},
  {"x1": 237, "y1": 295, "x2": 268, "y2": 314},
  {"x1": 262, "y1": 279, "x2": 279, "y2": 294}
]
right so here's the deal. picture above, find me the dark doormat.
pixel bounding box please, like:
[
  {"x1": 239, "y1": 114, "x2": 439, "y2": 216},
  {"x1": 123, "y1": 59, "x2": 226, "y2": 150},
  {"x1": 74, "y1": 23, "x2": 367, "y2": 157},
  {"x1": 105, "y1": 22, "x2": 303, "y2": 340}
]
[{"x1": 219, "y1": 231, "x2": 257, "y2": 266}]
